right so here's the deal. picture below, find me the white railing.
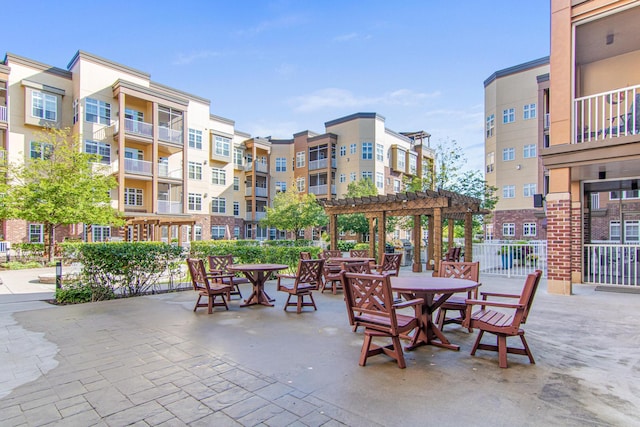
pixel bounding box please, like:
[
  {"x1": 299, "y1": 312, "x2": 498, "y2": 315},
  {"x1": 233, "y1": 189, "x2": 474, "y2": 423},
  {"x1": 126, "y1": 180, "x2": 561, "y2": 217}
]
[
  {"x1": 584, "y1": 243, "x2": 640, "y2": 287},
  {"x1": 472, "y1": 241, "x2": 547, "y2": 278},
  {"x1": 574, "y1": 84, "x2": 640, "y2": 143},
  {"x1": 309, "y1": 158, "x2": 336, "y2": 170},
  {"x1": 544, "y1": 113, "x2": 550, "y2": 129},
  {"x1": 124, "y1": 158, "x2": 152, "y2": 175},
  {"x1": 0, "y1": 106, "x2": 6, "y2": 122},
  {"x1": 309, "y1": 185, "x2": 329, "y2": 195},
  {"x1": 158, "y1": 164, "x2": 182, "y2": 179},
  {"x1": 124, "y1": 118, "x2": 153, "y2": 137},
  {"x1": 158, "y1": 126, "x2": 183, "y2": 144},
  {"x1": 157, "y1": 201, "x2": 183, "y2": 214}
]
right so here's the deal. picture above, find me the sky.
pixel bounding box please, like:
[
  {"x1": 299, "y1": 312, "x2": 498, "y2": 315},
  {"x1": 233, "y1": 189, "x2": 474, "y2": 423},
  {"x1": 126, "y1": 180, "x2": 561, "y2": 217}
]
[{"x1": 4, "y1": 1, "x2": 550, "y2": 172}]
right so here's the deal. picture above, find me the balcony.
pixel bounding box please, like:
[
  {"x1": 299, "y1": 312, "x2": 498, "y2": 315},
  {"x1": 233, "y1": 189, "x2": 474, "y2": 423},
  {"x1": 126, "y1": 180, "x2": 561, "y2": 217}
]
[
  {"x1": 245, "y1": 187, "x2": 268, "y2": 197},
  {"x1": 245, "y1": 211, "x2": 266, "y2": 221},
  {"x1": 309, "y1": 184, "x2": 336, "y2": 196},
  {"x1": 574, "y1": 85, "x2": 639, "y2": 144},
  {"x1": 245, "y1": 161, "x2": 268, "y2": 173},
  {"x1": 124, "y1": 158, "x2": 152, "y2": 175},
  {"x1": 308, "y1": 158, "x2": 337, "y2": 171},
  {"x1": 124, "y1": 118, "x2": 153, "y2": 138},
  {"x1": 158, "y1": 164, "x2": 182, "y2": 179},
  {"x1": 0, "y1": 106, "x2": 6, "y2": 122},
  {"x1": 544, "y1": 113, "x2": 550, "y2": 130},
  {"x1": 157, "y1": 201, "x2": 183, "y2": 214},
  {"x1": 158, "y1": 126, "x2": 183, "y2": 145}
]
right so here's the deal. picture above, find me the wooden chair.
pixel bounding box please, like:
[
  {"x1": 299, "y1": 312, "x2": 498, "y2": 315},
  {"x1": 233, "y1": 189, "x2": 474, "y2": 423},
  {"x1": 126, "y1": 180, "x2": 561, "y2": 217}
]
[
  {"x1": 435, "y1": 261, "x2": 480, "y2": 332},
  {"x1": 277, "y1": 259, "x2": 325, "y2": 313},
  {"x1": 376, "y1": 253, "x2": 402, "y2": 276},
  {"x1": 342, "y1": 272, "x2": 422, "y2": 368},
  {"x1": 443, "y1": 246, "x2": 461, "y2": 262},
  {"x1": 320, "y1": 263, "x2": 343, "y2": 294},
  {"x1": 463, "y1": 270, "x2": 542, "y2": 368},
  {"x1": 349, "y1": 249, "x2": 369, "y2": 258},
  {"x1": 187, "y1": 258, "x2": 232, "y2": 314},
  {"x1": 207, "y1": 255, "x2": 250, "y2": 300},
  {"x1": 299, "y1": 251, "x2": 312, "y2": 260},
  {"x1": 342, "y1": 260, "x2": 372, "y2": 274},
  {"x1": 321, "y1": 250, "x2": 343, "y2": 259}
]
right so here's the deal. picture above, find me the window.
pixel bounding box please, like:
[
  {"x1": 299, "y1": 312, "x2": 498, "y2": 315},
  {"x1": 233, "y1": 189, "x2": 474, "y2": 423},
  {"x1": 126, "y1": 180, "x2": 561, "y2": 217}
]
[
  {"x1": 188, "y1": 193, "x2": 202, "y2": 211},
  {"x1": 211, "y1": 197, "x2": 226, "y2": 213},
  {"x1": 502, "y1": 148, "x2": 515, "y2": 161},
  {"x1": 409, "y1": 154, "x2": 417, "y2": 174},
  {"x1": 362, "y1": 142, "x2": 373, "y2": 160},
  {"x1": 350, "y1": 172, "x2": 356, "y2": 182},
  {"x1": 591, "y1": 193, "x2": 600, "y2": 209},
  {"x1": 610, "y1": 221, "x2": 621, "y2": 241},
  {"x1": 486, "y1": 114, "x2": 495, "y2": 137},
  {"x1": 233, "y1": 201, "x2": 240, "y2": 216},
  {"x1": 625, "y1": 220, "x2": 639, "y2": 242},
  {"x1": 276, "y1": 181, "x2": 286, "y2": 192},
  {"x1": 85, "y1": 140, "x2": 111, "y2": 164},
  {"x1": 524, "y1": 103, "x2": 537, "y2": 120},
  {"x1": 234, "y1": 148, "x2": 243, "y2": 166},
  {"x1": 193, "y1": 225, "x2": 202, "y2": 241},
  {"x1": 394, "y1": 179, "x2": 401, "y2": 193},
  {"x1": 73, "y1": 99, "x2": 79, "y2": 124},
  {"x1": 296, "y1": 177, "x2": 305, "y2": 192},
  {"x1": 32, "y1": 91, "x2": 57, "y2": 121},
  {"x1": 523, "y1": 183, "x2": 537, "y2": 197},
  {"x1": 340, "y1": 145, "x2": 346, "y2": 156},
  {"x1": 339, "y1": 173, "x2": 346, "y2": 183},
  {"x1": 234, "y1": 226, "x2": 240, "y2": 239},
  {"x1": 275, "y1": 157, "x2": 287, "y2": 172},
  {"x1": 375, "y1": 172, "x2": 384, "y2": 189},
  {"x1": 92, "y1": 225, "x2": 111, "y2": 242},
  {"x1": 397, "y1": 150, "x2": 406, "y2": 171},
  {"x1": 211, "y1": 225, "x2": 225, "y2": 240},
  {"x1": 350, "y1": 143, "x2": 357, "y2": 154},
  {"x1": 29, "y1": 224, "x2": 44, "y2": 243},
  {"x1": 361, "y1": 171, "x2": 373, "y2": 181},
  {"x1": 502, "y1": 223, "x2": 515, "y2": 237},
  {"x1": 211, "y1": 167, "x2": 226, "y2": 185},
  {"x1": 486, "y1": 151, "x2": 495, "y2": 173},
  {"x1": 233, "y1": 176, "x2": 240, "y2": 191},
  {"x1": 188, "y1": 162, "x2": 202, "y2": 180},
  {"x1": 85, "y1": 98, "x2": 110, "y2": 125},
  {"x1": 523, "y1": 223, "x2": 537, "y2": 237},
  {"x1": 376, "y1": 143, "x2": 384, "y2": 162},
  {"x1": 188, "y1": 129, "x2": 203, "y2": 149},
  {"x1": 214, "y1": 135, "x2": 230, "y2": 157},
  {"x1": 296, "y1": 151, "x2": 305, "y2": 168},
  {"x1": 610, "y1": 190, "x2": 640, "y2": 200},
  {"x1": 523, "y1": 144, "x2": 537, "y2": 158},
  {"x1": 124, "y1": 188, "x2": 143, "y2": 206},
  {"x1": 503, "y1": 185, "x2": 515, "y2": 198},
  {"x1": 30, "y1": 141, "x2": 53, "y2": 160},
  {"x1": 502, "y1": 108, "x2": 515, "y2": 124}
]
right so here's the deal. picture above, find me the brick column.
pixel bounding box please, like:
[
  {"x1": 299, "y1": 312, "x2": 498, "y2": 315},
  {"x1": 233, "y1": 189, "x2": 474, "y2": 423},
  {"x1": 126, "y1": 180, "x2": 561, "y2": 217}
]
[
  {"x1": 571, "y1": 200, "x2": 583, "y2": 284},
  {"x1": 546, "y1": 192, "x2": 572, "y2": 295}
]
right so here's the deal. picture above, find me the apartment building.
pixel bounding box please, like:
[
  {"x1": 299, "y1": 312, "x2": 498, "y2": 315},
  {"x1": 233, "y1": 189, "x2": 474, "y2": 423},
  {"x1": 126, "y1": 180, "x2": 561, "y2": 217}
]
[
  {"x1": 543, "y1": 0, "x2": 640, "y2": 294},
  {"x1": 484, "y1": 57, "x2": 550, "y2": 241},
  {"x1": 0, "y1": 51, "x2": 435, "y2": 246}
]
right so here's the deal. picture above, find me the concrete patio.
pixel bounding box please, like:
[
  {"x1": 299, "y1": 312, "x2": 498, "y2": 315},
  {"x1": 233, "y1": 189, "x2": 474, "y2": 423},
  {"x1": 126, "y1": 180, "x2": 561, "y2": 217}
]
[{"x1": 1, "y1": 266, "x2": 639, "y2": 426}]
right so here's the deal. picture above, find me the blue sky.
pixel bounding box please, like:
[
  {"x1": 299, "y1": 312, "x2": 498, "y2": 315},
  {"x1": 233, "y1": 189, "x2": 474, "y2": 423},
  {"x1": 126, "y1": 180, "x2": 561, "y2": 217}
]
[{"x1": 5, "y1": 1, "x2": 550, "y2": 172}]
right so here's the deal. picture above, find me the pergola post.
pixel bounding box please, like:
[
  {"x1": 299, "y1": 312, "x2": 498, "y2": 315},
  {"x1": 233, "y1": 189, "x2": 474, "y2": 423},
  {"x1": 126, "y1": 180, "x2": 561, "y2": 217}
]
[
  {"x1": 465, "y1": 211, "x2": 473, "y2": 261},
  {"x1": 448, "y1": 218, "x2": 455, "y2": 249},
  {"x1": 433, "y1": 208, "x2": 442, "y2": 275},
  {"x1": 329, "y1": 214, "x2": 338, "y2": 251},
  {"x1": 376, "y1": 212, "x2": 386, "y2": 266},
  {"x1": 412, "y1": 214, "x2": 422, "y2": 272},
  {"x1": 366, "y1": 214, "x2": 376, "y2": 259},
  {"x1": 427, "y1": 215, "x2": 434, "y2": 270}
]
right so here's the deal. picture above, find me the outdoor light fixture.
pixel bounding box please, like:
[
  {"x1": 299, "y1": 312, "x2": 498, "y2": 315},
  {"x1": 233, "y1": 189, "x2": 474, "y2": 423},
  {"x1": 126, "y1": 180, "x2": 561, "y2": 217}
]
[
  {"x1": 599, "y1": 171, "x2": 607, "y2": 180},
  {"x1": 533, "y1": 194, "x2": 545, "y2": 208},
  {"x1": 606, "y1": 33, "x2": 614, "y2": 45}
]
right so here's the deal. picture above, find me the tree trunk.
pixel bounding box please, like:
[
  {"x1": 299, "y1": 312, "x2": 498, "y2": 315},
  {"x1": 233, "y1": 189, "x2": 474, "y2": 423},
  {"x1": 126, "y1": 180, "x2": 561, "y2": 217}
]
[{"x1": 44, "y1": 223, "x2": 55, "y2": 263}]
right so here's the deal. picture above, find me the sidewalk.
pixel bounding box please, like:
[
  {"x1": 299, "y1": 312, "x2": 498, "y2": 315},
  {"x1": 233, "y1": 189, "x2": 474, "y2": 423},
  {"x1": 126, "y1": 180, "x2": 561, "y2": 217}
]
[{"x1": 1, "y1": 266, "x2": 639, "y2": 425}]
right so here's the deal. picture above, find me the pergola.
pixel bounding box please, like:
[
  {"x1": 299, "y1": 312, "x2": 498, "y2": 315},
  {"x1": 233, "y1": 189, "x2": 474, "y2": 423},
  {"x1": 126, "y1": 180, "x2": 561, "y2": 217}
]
[
  {"x1": 123, "y1": 214, "x2": 196, "y2": 246},
  {"x1": 320, "y1": 190, "x2": 488, "y2": 273}
]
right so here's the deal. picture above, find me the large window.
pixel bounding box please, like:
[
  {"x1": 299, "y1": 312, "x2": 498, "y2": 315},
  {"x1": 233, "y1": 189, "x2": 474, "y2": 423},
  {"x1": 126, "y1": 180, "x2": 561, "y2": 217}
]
[
  {"x1": 610, "y1": 190, "x2": 640, "y2": 200},
  {"x1": 276, "y1": 157, "x2": 287, "y2": 172},
  {"x1": 486, "y1": 151, "x2": 495, "y2": 173},
  {"x1": 350, "y1": 172, "x2": 356, "y2": 182},
  {"x1": 92, "y1": 225, "x2": 111, "y2": 242},
  {"x1": 502, "y1": 147, "x2": 515, "y2": 161},
  {"x1": 523, "y1": 103, "x2": 537, "y2": 120},
  {"x1": 85, "y1": 140, "x2": 111, "y2": 164},
  {"x1": 30, "y1": 141, "x2": 53, "y2": 160},
  {"x1": 523, "y1": 183, "x2": 537, "y2": 197},
  {"x1": 296, "y1": 177, "x2": 305, "y2": 192},
  {"x1": 394, "y1": 179, "x2": 401, "y2": 193},
  {"x1": 625, "y1": 221, "x2": 640, "y2": 242},
  {"x1": 523, "y1": 223, "x2": 537, "y2": 237},
  {"x1": 188, "y1": 193, "x2": 202, "y2": 211},
  {"x1": 610, "y1": 221, "x2": 621, "y2": 241},
  {"x1": 211, "y1": 197, "x2": 226, "y2": 213},
  {"x1": 397, "y1": 150, "x2": 406, "y2": 171},
  {"x1": 211, "y1": 225, "x2": 225, "y2": 240},
  {"x1": 85, "y1": 98, "x2": 110, "y2": 125},
  {"x1": 486, "y1": 114, "x2": 495, "y2": 137},
  {"x1": 233, "y1": 176, "x2": 240, "y2": 191},
  {"x1": 211, "y1": 167, "x2": 226, "y2": 185},
  {"x1": 375, "y1": 172, "x2": 384, "y2": 189},
  {"x1": 296, "y1": 151, "x2": 305, "y2": 168},
  {"x1": 188, "y1": 162, "x2": 202, "y2": 180},
  {"x1": 339, "y1": 174, "x2": 346, "y2": 183},
  {"x1": 361, "y1": 171, "x2": 373, "y2": 182},
  {"x1": 340, "y1": 145, "x2": 346, "y2": 156},
  {"x1": 214, "y1": 135, "x2": 230, "y2": 157},
  {"x1": 233, "y1": 201, "x2": 240, "y2": 216},
  {"x1": 32, "y1": 91, "x2": 57, "y2": 121},
  {"x1": 502, "y1": 223, "x2": 515, "y2": 237},
  {"x1": 276, "y1": 181, "x2": 286, "y2": 192},
  {"x1": 350, "y1": 143, "x2": 357, "y2": 154},
  {"x1": 502, "y1": 108, "x2": 515, "y2": 124},
  {"x1": 523, "y1": 144, "x2": 537, "y2": 158},
  {"x1": 503, "y1": 185, "x2": 515, "y2": 198},
  {"x1": 29, "y1": 224, "x2": 44, "y2": 243},
  {"x1": 124, "y1": 188, "x2": 143, "y2": 206},
  {"x1": 362, "y1": 142, "x2": 373, "y2": 160},
  {"x1": 233, "y1": 148, "x2": 243, "y2": 167},
  {"x1": 376, "y1": 143, "x2": 384, "y2": 162},
  {"x1": 188, "y1": 129, "x2": 203, "y2": 149}
]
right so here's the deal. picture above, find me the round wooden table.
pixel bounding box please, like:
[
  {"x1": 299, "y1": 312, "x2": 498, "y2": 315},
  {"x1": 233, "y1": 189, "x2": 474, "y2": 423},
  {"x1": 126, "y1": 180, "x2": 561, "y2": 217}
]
[
  {"x1": 392, "y1": 276, "x2": 479, "y2": 351},
  {"x1": 227, "y1": 264, "x2": 288, "y2": 307}
]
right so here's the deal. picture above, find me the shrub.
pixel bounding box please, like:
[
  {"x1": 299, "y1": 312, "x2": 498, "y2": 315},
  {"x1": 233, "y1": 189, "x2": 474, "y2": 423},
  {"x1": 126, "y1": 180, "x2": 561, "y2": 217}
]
[
  {"x1": 337, "y1": 241, "x2": 356, "y2": 252},
  {"x1": 0, "y1": 261, "x2": 43, "y2": 270},
  {"x1": 55, "y1": 282, "x2": 114, "y2": 304}
]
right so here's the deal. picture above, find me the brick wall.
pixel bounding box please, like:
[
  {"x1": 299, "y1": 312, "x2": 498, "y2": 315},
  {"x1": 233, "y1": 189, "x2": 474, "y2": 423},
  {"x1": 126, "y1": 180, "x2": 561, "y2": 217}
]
[
  {"x1": 491, "y1": 209, "x2": 547, "y2": 240},
  {"x1": 546, "y1": 198, "x2": 571, "y2": 282}
]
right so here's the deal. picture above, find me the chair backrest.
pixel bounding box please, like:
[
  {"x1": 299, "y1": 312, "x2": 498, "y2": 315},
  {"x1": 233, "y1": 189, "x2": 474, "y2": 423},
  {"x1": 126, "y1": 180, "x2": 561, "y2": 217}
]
[
  {"x1": 293, "y1": 259, "x2": 325, "y2": 291},
  {"x1": 444, "y1": 247, "x2": 457, "y2": 261},
  {"x1": 300, "y1": 251, "x2": 312, "y2": 260},
  {"x1": 187, "y1": 258, "x2": 210, "y2": 292},
  {"x1": 342, "y1": 260, "x2": 372, "y2": 274},
  {"x1": 321, "y1": 250, "x2": 343, "y2": 259},
  {"x1": 207, "y1": 254, "x2": 233, "y2": 274},
  {"x1": 349, "y1": 249, "x2": 369, "y2": 258},
  {"x1": 438, "y1": 261, "x2": 480, "y2": 297},
  {"x1": 380, "y1": 253, "x2": 402, "y2": 276},
  {"x1": 519, "y1": 270, "x2": 543, "y2": 324},
  {"x1": 343, "y1": 272, "x2": 398, "y2": 333},
  {"x1": 453, "y1": 247, "x2": 462, "y2": 261}
]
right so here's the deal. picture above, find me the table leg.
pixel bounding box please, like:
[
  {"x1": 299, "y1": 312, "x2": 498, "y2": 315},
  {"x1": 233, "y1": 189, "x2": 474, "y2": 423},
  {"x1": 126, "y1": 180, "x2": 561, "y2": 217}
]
[
  {"x1": 240, "y1": 271, "x2": 274, "y2": 307},
  {"x1": 404, "y1": 292, "x2": 460, "y2": 351}
]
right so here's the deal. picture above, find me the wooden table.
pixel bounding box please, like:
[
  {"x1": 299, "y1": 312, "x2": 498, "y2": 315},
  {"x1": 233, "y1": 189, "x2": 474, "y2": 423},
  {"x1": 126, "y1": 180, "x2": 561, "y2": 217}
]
[
  {"x1": 392, "y1": 276, "x2": 479, "y2": 351},
  {"x1": 227, "y1": 264, "x2": 288, "y2": 307}
]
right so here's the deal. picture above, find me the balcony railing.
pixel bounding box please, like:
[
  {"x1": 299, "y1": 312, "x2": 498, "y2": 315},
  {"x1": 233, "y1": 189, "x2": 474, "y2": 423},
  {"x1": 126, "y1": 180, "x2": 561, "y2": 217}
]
[
  {"x1": 124, "y1": 158, "x2": 152, "y2": 175},
  {"x1": 0, "y1": 106, "x2": 6, "y2": 122},
  {"x1": 245, "y1": 161, "x2": 268, "y2": 173},
  {"x1": 158, "y1": 126, "x2": 183, "y2": 145},
  {"x1": 245, "y1": 211, "x2": 267, "y2": 221},
  {"x1": 158, "y1": 164, "x2": 182, "y2": 179},
  {"x1": 308, "y1": 158, "x2": 337, "y2": 170},
  {"x1": 157, "y1": 201, "x2": 183, "y2": 214},
  {"x1": 309, "y1": 184, "x2": 336, "y2": 195},
  {"x1": 574, "y1": 84, "x2": 640, "y2": 143},
  {"x1": 544, "y1": 113, "x2": 550, "y2": 130},
  {"x1": 245, "y1": 187, "x2": 268, "y2": 197},
  {"x1": 584, "y1": 243, "x2": 640, "y2": 286},
  {"x1": 124, "y1": 118, "x2": 153, "y2": 138}
]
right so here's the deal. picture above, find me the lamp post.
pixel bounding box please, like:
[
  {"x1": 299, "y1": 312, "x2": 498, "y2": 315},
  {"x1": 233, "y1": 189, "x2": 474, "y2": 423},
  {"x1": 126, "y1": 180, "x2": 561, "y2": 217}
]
[{"x1": 55, "y1": 261, "x2": 62, "y2": 290}]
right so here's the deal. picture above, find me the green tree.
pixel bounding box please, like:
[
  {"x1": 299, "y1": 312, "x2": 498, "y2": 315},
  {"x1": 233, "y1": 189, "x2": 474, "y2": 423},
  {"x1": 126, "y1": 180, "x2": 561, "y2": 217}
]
[
  {"x1": 0, "y1": 127, "x2": 124, "y2": 261},
  {"x1": 337, "y1": 178, "x2": 378, "y2": 240},
  {"x1": 260, "y1": 185, "x2": 328, "y2": 239}
]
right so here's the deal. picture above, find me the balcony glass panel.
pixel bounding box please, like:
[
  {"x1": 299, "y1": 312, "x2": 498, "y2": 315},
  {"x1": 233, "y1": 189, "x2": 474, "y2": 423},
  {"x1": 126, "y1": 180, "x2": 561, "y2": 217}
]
[{"x1": 124, "y1": 158, "x2": 152, "y2": 175}]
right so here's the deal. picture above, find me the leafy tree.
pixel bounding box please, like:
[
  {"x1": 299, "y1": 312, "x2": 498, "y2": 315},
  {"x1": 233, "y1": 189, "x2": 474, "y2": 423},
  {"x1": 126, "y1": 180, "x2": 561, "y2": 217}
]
[
  {"x1": 337, "y1": 178, "x2": 378, "y2": 240},
  {"x1": 0, "y1": 127, "x2": 124, "y2": 261},
  {"x1": 260, "y1": 185, "x2": 328, "y2": 239}
]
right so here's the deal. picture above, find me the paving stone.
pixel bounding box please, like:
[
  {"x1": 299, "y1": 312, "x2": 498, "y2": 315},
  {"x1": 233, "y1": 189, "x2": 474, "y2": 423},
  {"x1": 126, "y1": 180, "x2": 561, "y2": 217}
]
[
  {"x1": 235, "y1": 402, "x2": 286, "y2": 426},
  {"x1": 54, "y1": 394, "x2": 86, "y2": 411},
  {"x1": 201, "y1": 385, "x2": 253, "y2": 411},
  {"x1": 129, "y1": 382, "x2": 181, "y2": 405},
  {"x1": 220, "y1": 369, "x2": 272, "y2": 392},
  {"x1": 272, "y1": 394, "x2": 317, "y2": 417},
  {"x1": 262, "y1": 410, "x2": 300, "y2": 427},
  {"x1": 155, "y1": 390, "x2": 190, "y2": 406},
  {"x1": 298, "y1": 409, "x2": 331, "y2": 427},
  {"x1": 144, "y1": 408, "x2": 178, "y2": 425},
  {"x1": 254, "y1": 383, "x2": 296, "y2": 401},
  {"x1": 180, "y1": 380, "x2": 217, "y2": 400},
  {"x1": 222, "y1": 394, "x2": 270, "y2": 419},
  {"x1": 58, "y1": 400, "x2": 95, "y2": 418},
  {"x1": 165, "y1": 395, "x2": 214, "y2": 424},
  {"x1": 189, "y1": 410, "x2": 242, "y2": 427},
  {"x1": 103, "y1": 400, "x2": 165, "y2": 426},
  {"x1": 84, "y1": 386, "x2": 134, "y2": 417},
  {"x1": 112, "y1": 374, "x2": 156, "y2": 396},
  {"x1": 155, "y1": 416, "x2": 190, "y2": 427},
  {"x1": 22, "y1": 402, "x2": 62, "y2": 425}
]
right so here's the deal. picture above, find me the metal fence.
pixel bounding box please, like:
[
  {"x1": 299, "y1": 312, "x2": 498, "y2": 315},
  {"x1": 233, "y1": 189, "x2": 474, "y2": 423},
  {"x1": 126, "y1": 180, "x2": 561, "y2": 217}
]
[
  {"x1": 472, "y1": 241, "x2": 547, "y2": 278},
  {"x1": 584, "y1": 243, "x2": 640, "y2": 287}
]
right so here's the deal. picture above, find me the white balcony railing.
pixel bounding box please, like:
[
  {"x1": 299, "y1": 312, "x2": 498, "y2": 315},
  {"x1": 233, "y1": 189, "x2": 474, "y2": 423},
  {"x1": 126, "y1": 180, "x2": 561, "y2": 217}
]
[
  {"x1": 0, "y1": 106, "x2": 6, "y2": 122},
  {"x1": 158, "y1": 164, "x2": 182, "y2": 179},
  {"x1": 158, "y1": 126, "x2": 183, "y2": 144},
  {"x1": 124, "y1": 158, "x2": 152, "y2": 175},
  {"x1": 544, "y1": 113, "x2": 550, "y2": 129},
  {"x1": 574, "y1": 84, "x2": 640, "y2": 143},
  {"x1": 309, "y1": 158, "x2": 337, "y2": 170},
  {"x1": 309, "y1": 185, "x2": 328, "y2": 195},
  {"x1": 584, "y1": 243, "x2": 640, "y2": 287},
  {"x1": 124, "y1": 118, "x2": 153, "y2": 138},
  {"x1": 157, "y1": 201, "x2": 183, "y2": 214},
  {"x1": 245, "y1": 161, "x2": 268, "y2": 173}
]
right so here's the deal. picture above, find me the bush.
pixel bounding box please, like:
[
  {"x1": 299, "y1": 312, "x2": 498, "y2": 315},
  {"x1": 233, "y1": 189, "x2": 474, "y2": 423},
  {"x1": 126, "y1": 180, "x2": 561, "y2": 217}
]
[
  {"x1": 0, "y1": 261, "x2": 43, "y2": 270},
  {"x1": 353, "y1": 243, "x2": 370, "y2": 251},
  {"x1": 337, "y1": 241, "x2": 356, "y2": 252},
  {"x1": 55, "y1": 282, "x2": 115, "y2": 304}
]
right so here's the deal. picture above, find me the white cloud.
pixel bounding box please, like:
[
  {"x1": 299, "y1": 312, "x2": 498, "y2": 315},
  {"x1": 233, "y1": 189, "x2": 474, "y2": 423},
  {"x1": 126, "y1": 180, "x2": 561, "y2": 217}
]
[
  {"x1": 172, "y1": 50, "x2": 219, "y2": 66},
  {"x1": 332, "y1": 32, "x2": 372, "y2": 42},
  {"x1": 235, "y1": 15, "x2": 306, "y2": 36}
]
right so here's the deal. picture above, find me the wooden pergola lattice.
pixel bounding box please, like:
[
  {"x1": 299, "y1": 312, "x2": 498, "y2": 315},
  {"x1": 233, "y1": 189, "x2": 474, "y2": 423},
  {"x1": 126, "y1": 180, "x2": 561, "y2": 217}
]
[{"x1": 320, "y1": 190, "x2": 489, "y2": 273}]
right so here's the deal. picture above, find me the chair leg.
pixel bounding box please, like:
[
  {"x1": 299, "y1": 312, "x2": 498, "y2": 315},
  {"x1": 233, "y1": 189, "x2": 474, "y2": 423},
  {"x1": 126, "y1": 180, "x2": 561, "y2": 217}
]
[
  {"x1": 391, "y1": 336, "x2": 406, "y2": 369},
  {"x1": 194, "y1": 295, "x2": 202, "y2": 312},
  {"x1": 297, "y1": 295, "x2": 302, "y2": 314},
  {"x1": 308, "y1": 293, "x2": 317, "y2": 311},
  {"x1": 497, "y1": 335, "x2": 508, "y2": 368},
  {"x1": 208, "y1": 295, "x2": 213, "y2": 314},
  {"x1": 360, "y1": 333, "x2": 374, "y2": 366},
  {"x1": 519, "y1": 333, "x2": 536, "y2": 365},
  {"x1": 470, "y1": 330, "x2": 484, "y2": 356},
  {"x1": 284, "y1": 294, "x2": 293, "y2": 311}
]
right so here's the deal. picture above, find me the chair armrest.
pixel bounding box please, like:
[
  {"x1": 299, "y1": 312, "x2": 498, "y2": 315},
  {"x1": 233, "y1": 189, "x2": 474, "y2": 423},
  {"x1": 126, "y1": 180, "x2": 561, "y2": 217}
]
[
  {"x1": 465, "y1": 298, "x2": 524, "y2": 310},
  {"x1": 480, "y1": 291, "x2": 519, "y2": 300},
  {"x1": 394, "y1": 298, "x2": 423, "y2": 309},
  {"x1": 207, "y1": 273, "x2": 234, "y2": 279}
]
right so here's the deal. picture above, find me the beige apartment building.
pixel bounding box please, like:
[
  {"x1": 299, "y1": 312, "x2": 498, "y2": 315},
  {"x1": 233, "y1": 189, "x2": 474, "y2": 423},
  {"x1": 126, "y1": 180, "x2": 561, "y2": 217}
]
[
  {"x1": 0, "y1": 51, "x2": 435, "y2": 246},
  {"x1": 484, "y1": 57, "x2": 550, "y2": 241},
  {"x1": 544, "y1": 0, "x2": 640, "y2": 294}
]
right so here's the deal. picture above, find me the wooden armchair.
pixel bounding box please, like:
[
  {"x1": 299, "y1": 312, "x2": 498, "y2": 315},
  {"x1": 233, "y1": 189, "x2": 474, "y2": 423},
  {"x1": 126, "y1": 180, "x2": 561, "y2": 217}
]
[
  {"x1": 349, "y1": 249, "x2": 369, "y2": 258},
  {"x1": 299, "y1": 251, "x2": 312, "y2": 260},
  {"x1": 187, "y1": 258, "x2": 232, "y2": 314},
  {"x1": 207, "y1": 255, "x2": 250, "y2": 300},
  {"x1": 343, "y1": 272, "x2": 422, "y2": 369},
  {"x1": 435, "y1": 261, "x2": 480, "y2": 332},
  {"x1": 376, "y1": 253, "x2": 402, "y2": 276},
  {"x1": 342, "y1": 260, "x2": 372, "y2": 274},
  {"x1": 320, "y1": 262, "x2": 343, "y2": 294},
  {"x1": 277, "y1": 259, "x2": 325, "y2": 313},
  {"x1": 321, "y1": 250, "x2": 343, "y2": 259},
  {"x1": 463, "y1": 270, "x2": 542, "y2": 368}
]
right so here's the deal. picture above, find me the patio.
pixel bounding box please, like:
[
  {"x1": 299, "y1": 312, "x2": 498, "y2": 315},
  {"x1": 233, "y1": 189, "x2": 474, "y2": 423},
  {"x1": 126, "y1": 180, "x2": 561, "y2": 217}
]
[{"x1": 1, "y1": 267, "x2": 639, "y2": 425}]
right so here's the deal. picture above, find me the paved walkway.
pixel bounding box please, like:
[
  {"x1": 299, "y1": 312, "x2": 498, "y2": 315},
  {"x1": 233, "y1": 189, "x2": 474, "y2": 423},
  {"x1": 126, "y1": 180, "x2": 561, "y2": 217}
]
[{"x1": 1, "y1": 266, "x2": 640, "y2": 426}]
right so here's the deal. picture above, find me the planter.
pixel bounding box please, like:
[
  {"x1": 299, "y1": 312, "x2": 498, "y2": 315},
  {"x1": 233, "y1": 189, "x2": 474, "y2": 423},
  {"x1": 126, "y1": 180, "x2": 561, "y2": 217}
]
[{"x1": 501, "y1": 253, "x2": 513, "y2": 269}]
